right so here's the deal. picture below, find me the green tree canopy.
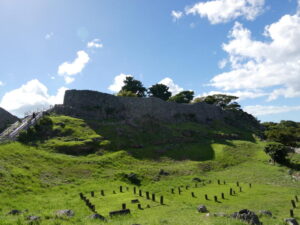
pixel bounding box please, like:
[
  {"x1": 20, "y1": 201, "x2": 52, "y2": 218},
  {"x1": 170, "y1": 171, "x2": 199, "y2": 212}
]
[
  {"x1": 193, "y1": 94, "x2": 241, "y2": 110},
  {"x1": 148, "y1": 83, "x2": 172, "y2": 101},
  {"x1": 116, "y1": 90, "x2": 137, "y2": 97},
  {"x1": 264, "y1": 143, "x2": 290, "y2": 164},
  {"x1": 169, "y1": 91, "x2": 194, "y2": 103},
  {"x1": 120, "y1": 76, "x2": 147, "y2": 97}
]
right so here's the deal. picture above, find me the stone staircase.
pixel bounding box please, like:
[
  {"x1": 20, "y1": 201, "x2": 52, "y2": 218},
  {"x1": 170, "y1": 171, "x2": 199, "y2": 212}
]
[{"x1": 0, "y1": 111, "x2": 44, "y2": 142}]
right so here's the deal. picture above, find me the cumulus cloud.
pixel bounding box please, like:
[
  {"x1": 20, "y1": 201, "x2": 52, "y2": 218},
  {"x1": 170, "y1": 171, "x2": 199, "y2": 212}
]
[
  {"x1": 0, "y1": 79, "x2": 67, "y2": 117},
  {"x1": 171, "y1": 10, "x2": 183, "y2": 21},
  {"x1": 87, "y1": 39, "x2": 103, "y2": 48},
  {"x1": 58, "y1": 50, "x2": 90, "y2": 84},
  {"x1": 108, "y1": 73, "x2": 133, "y2": 93},
  {"x1": 45, "y1": 32, "x2": 54, "y2": 40},
  {"x1": 159, "y1": 77, "x2": 184, "y2": 95},
  {"x1": 0, "y1": 81, "x2": 3, "y2": 86},
  {"x1": 244, "y1": 105, "x2": 300, "y2": 116},
  {"x1": 200, "y1": 90, "x2": 267, "y2": 101},
  {"x1": 210, "y1": 9, "x2": 300, "y2": 100},
  {"x1": 186, "y1": 0, "x2": 265, "y2": 24}
]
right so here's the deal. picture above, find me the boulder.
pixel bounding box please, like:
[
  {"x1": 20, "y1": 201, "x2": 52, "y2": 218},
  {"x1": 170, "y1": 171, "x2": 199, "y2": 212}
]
[
  {"x1": 193, "y1": 177, "x2": 202, "y2": 182},
  {"x1": 159, "y1": 169, "x2": 169, "y2": 176},
  {"x1": 89, "y1": 214, "x2": 106, "y2": 221},
  {"x1": 231, "y1": 209, "x2": 260, "y2": 225},
  {"x1": 27, "y1": 216, "x2": 40, "y2": 221},
  {"x1": 197, "y1": 205, "x2": 208, "y2": 213},
  {"x1": 285, "y1": 218, "x2": 299, "y2": 225},
  {"x1": 258, "y1": 210, "x2": 272, "y2": 217},
  {"x1": 56, "y1": 209, "x2": 75, "y2": 217},
  {"x1": 7, "y1": 209, "x2": 22, "y2": 215}
]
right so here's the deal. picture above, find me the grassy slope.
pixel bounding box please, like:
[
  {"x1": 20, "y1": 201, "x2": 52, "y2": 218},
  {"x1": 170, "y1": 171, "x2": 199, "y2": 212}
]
[{"x1": 0, "y1": 115, "x2": 299, "y2": 225}]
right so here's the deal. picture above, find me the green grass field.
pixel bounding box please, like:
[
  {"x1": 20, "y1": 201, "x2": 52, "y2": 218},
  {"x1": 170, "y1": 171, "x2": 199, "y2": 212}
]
[{"x1": 0, "y1": 115, "x2": 299, "y2": 225}]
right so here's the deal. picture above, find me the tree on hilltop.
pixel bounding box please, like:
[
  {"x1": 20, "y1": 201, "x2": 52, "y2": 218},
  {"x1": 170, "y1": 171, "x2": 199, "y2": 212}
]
[
  {"x1": 168, "y1": 91, "x2": 194, "y2": 103},
  {"x1": 193, "y1": 94, "x2": 241, "y2": 110},
  {"x1": 148, "y1": 83, "x2": 172, "y2": 101},
  {"x1": 120, "y1": 76, "x2": 147, "y2": 97}
]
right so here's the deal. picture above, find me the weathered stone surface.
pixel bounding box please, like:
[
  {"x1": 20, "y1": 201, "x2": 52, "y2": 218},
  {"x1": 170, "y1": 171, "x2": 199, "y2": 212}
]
[
  {"x1": 231, "y1": 209, "x2": 260, "y2": 225},
  {"x1": 259, "y1": 210, "x2": 272, "y2": 217},
  {"x1": 52, "y1": 90, "x2": 259, "y2": 130},
  {"x1": 159, "y1": 169, "x2": 169, "y2": 176},
  {"x1": 56, "y1": 209, "x2": 75, "y2": 217},
  {"x1": 89, "y1": 214, "x2": 106, "y2": 220},
  {"x1": 285, "y1": 218, "x2": 299, "y2": 225},
  {"x1": 193, "y1": 177, "x2": 202, "y2": 182},
  {"x1": 0, "y1": 107, "x2": 18, "y2": 133},
  {"x1": 197, "y1": 205, "x2": 208, "y2": 213},
  {"x1": 7, "y1": 209, "x2": 22, "y2": 215},
  {"x1": 27, "y1": 216, "x2": 40, "y2": 221}
]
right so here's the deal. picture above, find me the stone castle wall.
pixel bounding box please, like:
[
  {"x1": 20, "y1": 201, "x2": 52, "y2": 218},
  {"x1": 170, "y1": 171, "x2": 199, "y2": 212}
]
[{"x1": 52, "y1": 90, "x2": 230, "y2": 123}]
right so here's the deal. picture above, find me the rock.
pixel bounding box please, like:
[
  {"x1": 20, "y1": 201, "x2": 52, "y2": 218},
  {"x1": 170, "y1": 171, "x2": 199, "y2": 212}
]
[
  {"x1": 197, "y1": 205, "x2": 208, "y2": 213},
  {"x1": 56, "y1": 209, "x2": 75, "y2": 217},
  {"x1": 231, "y1": 209, "x2": 260, "y2": 225},
  {"x1": 27, "y1": 216, "x2": 40, "y2": 221},
  {"x1": 159, "y1": 169, "x2": 169, "y2": 176},
  {"x1": 89, "y1": 214, "x2": 106, "y2": 220},
  {"x1": 285, "y1": 218, "x2": 299, "y2": 225},
  {"x1": 206, "y1": 212, "x2": 227, "y2": 217},
  {"x1": 259, "y1": 210, "x2": 272, "y2": 217},
  {"x1": 125, "y1": 173, "x2": 141, "y2": 185},
  {"x1": 7, "y1": 209, "x2": 22, "y2": 215},
  {"x1": 193, "y1": 177, "x2": 202, "y2": 182}
]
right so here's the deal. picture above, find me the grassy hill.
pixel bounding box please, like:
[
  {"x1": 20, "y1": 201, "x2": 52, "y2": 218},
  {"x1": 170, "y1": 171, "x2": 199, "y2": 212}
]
[{"x1": 0, "y1": 115, "x2": 299, "y2": 225}]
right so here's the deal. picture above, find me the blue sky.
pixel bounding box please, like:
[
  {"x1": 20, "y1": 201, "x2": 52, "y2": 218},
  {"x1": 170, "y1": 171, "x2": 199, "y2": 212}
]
[{"x1": 0, "y1": 0, "x2": 299, "y2": 122}]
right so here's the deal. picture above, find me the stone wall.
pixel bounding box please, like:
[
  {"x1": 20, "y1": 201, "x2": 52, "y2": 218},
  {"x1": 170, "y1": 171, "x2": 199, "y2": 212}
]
[{"x1": 53, "y1": 90, "x2": 227, "y2": 123}]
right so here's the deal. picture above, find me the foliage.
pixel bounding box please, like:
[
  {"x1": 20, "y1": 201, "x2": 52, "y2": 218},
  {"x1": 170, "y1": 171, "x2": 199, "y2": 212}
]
[
  {"x1": 116, "y1": 90, "x2": 138, "y2": 97},
  {"x1": 120, "y1": 76, "x2": 147, "y2": 97},
  {"x1": 194, "y1": 94, "x2": 241, "y2": 110},
  {"x1": 262, "y1": 120, "x2": 300, "y2": 146},
  {"x1": 264, "y1": 143, "x2": 290, "y2": 164},
  {"x1": 168, "y1": 91, "x2": 194, "y2": 103},
  {"x1": 148, "y1": 83, "x2": 171, "y2": 101}
]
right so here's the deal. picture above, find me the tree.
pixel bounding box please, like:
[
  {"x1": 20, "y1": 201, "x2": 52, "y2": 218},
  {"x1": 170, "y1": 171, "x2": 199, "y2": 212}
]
[
  {"x1": 148, "y1": 83, "x2": 171, "y2": 101},
  {"x1": 120, "y1": 76, "x2": 147, "y2": 97},
  {"x1": 193, "y1": 94, "x2": 241, "y2": 110},
  {"x1": 116, "y1": 90, "x2": 137, "y2": 97},
  {"x1": 264, "y1": 143, "x2": 290, "y2": 164},
  {"x1": 169, "y1": 91, "x2": 194, "y2": 103}
]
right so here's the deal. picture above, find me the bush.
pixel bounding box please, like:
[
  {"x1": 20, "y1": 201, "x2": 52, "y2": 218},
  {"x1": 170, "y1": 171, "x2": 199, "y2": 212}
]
[{"x1": 264, "y1": 143, "x2": 290, "y2": 164}]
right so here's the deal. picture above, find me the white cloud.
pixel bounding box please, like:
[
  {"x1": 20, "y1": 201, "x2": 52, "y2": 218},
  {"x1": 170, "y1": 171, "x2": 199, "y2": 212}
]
[
  {"x1": 108, "y1": 73, "x2": 132, "y2": 93},
  {"x1": 186, "y1": 0, "x2": 265, "y2": 24},
  {"x1": 210, "y1": 10, "x2": 300, "y2": 100},
  {"x1": 244, "y1": 105, "x2": 300, "y2": 116},
  {"x1": 159, "y1": 77, "x2": 184, "y2": 95},
  {"x1": 200, "y1": 90, "x2": 267, "y2": 101},
  {"x1": 218, "y1": 59, "x2": 228, "y2": 69},
  {"x1": 58, "y1": 50, "x2": 90, "y2": 84},
  {"x1": 87, "y1": 39, "x2": 103, "y2": 48},
  {"x1": 0, "y1": 79, "x2": 67, "y2": 117},
  {"x1": 171, "y1": 10, "x2": 183, "y2": 21},
  {"x1": 0, "y1": 81, "x2": 3, "y2": 86},
  {"x1": 45, "y1": 32, "x2": 54, "y2": 40}
]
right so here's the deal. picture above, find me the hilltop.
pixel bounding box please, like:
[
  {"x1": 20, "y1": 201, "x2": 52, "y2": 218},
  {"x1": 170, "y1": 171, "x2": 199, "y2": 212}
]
[{"x1": 0, "y1": 107, "x2": 18, "y2": 132}]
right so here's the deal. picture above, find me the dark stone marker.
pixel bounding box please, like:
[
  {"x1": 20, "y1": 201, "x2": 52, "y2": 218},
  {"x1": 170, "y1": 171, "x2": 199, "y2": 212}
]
[
  {"x1": 171, "y1": 188, "x2": 174, "y2": 194},
  {"x1": 138, "y1": 204, "x2": 142, "y2": 210},
  {"x1": 113, "y1": 190, "x2": 116, "y2": 194},
  {"x1": 195, "y1": 183, "x2": 198, "y2": 188},
  {"x1": 91, "y1": 191, "x2": 94, "y2": 197},
  {"x1": 223, "y1": 181, "x2": 226, "y2": 185},
  {"x1": 186, "y1": 185, "x2": 189, "y2": 190},
  {"x1": 139, "y1": 190, "x2": 142, "y2": 197},
  {"x1": 221, "y1": 193, "x2": 225, "y2": 199},
  {"x1": 295, "y1": 195, "x2": 299, "y2": 202},
  {"x1": 214, "y1": 196, "x2": 218, "y2": 202},
  {"x1": 122, "y1": 203, "x2": 126, "y2": 210},
  {"x1": 133, "y1": 187, "x2": 136, "y2": 194},
  {"x1": 218, "y1": 180, "x2": 220, "y2": 185},
  {"x1": 236, "y1": 182, "x2": 239, "y2": 187},
  {"x1": 109, "y1": 209, "x2": 130, "y2": 217},
  {"x1": 249, "y1": 183, "x2": 252, "y2": 188},
  {"x1": 120, "y1": 186, "x2": 123, "y2": 193},
  {"x1": 191, "y1": 192, "x2": 196, "y2": 198},
  {"x1": 79, "y1": 193, "x2": 84, "y2": 199},
  {"x1": 160, "y1": 196, "x2": 164, "y2": 205},
  {"x1": 239, "y1": 187, "x2": 242, "y2": 192},
  {"x1": 101, "y1": 190, "x2": 105, "y2": 196},
  {"x1": 205, "y1": 194, "x2": 208, "y2": 200},
  {"x1": 178, "y1": 187, "x2": 181, "y2": 195},
  {"x1": 126, "y1": 187, "x2": 129, "y2": 191},
  {"x1": 147, "y1": 204, "x2": 150, "y2": 208},
  {"x1": 131, "y1": 199, "x2": 139, "y2": 203},
  {"x1": 152, "y1": 193, "x2": 156, "y2": 202},
  {"x1": 291, "y1": 200, "x2": 296, "y2": 208},
  {"x1": 290, "y1": 209, "x2": 294, "y2": 217},
  {"x1": 233, "y1": 190, "x2": 236, "y2": 195},
  {"x1": 230, "y1": 188, "x2": 233, "y2": 196},
  {"x1": 146, "y1": 192, "x2": 150, "y2": 200}
]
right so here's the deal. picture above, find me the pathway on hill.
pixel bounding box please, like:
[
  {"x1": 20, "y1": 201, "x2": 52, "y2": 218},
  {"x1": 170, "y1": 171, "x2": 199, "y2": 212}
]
[{"x1": 0, "y1": 111, "x2": 44, "y2": 142}]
